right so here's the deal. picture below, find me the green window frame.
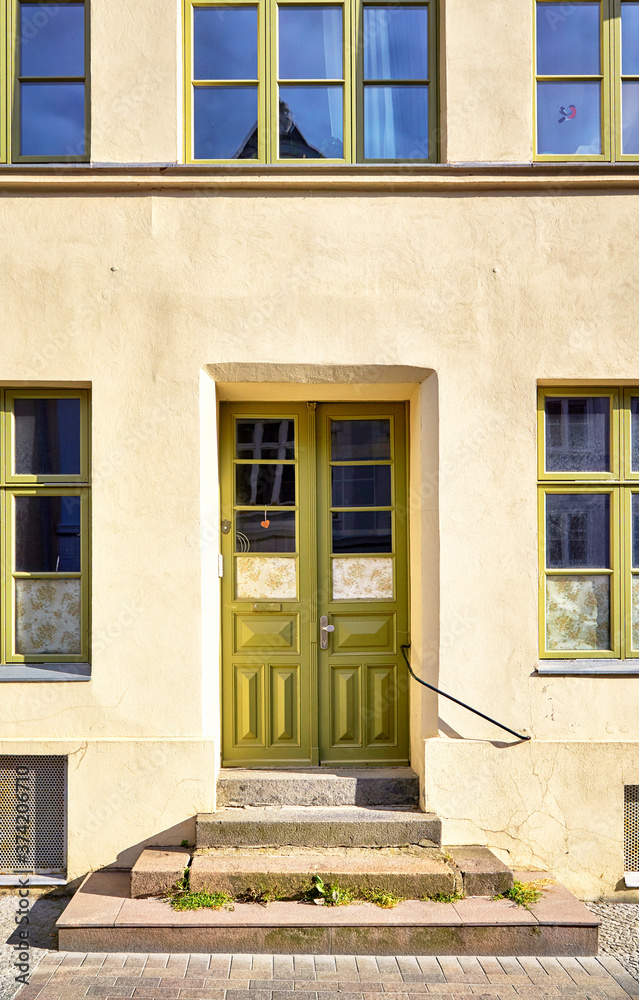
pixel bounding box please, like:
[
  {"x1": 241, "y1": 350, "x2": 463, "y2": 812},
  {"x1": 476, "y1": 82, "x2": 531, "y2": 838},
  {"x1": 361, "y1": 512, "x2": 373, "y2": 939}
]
[
  {"x1": 538, "y1": 387, "x2": 639, "y2": 659},
  {"x1": 183, "y1": 0, "x2": 438, "y2": 164},
  {"x1": 0, "y1": 389, "x2": 90, "y2": 666},
  {"x1": 1, "y1": 0, "x2": 90, "y2": 163},
  {"x1": 534, "y1": 0, "x2": 639, "y2": 161}
]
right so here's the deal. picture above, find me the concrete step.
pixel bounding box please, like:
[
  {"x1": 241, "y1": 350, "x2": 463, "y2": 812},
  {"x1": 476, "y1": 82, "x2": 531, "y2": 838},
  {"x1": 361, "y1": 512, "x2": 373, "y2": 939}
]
[
  {"x1": 189, "y1": 845, "x2": 457, "y2": 898},
  {"x1": 448, "y1": 846, "x2": 514, "y2": 896},
  {"x1": 196, "y1": 806, "x2": 441, "y2": 848},
  {"x1": 217, "y1": 767, "x2": 420, "y2": 808},
  {"x1": 57, "y1": 869, "x2": 600, "y2": 956}
]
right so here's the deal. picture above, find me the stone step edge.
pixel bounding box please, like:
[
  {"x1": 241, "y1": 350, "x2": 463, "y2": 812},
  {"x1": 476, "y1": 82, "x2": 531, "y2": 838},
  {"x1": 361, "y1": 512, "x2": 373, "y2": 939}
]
[
  {"x1": 130, "y1": 845, "x2": 513, "y2": 900},
  {"x1": 56, "y1": 869, "x2": 600, "y2": 957},
  {"x1": 195, "y1": 809, "x2": 442, "y2": 849},
  {"x1": 216, "y1": 768, "x2": 420, "y2": 808}
]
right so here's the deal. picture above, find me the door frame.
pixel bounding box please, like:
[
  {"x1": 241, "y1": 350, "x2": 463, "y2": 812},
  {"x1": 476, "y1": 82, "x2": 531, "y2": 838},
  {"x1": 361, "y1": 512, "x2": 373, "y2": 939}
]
[
  {"x1": 218, "y1": 395, "x2": 413, "y2": 767},
  {"x1": 202, "y1": 365, "x2": 439, "y2": 787}
]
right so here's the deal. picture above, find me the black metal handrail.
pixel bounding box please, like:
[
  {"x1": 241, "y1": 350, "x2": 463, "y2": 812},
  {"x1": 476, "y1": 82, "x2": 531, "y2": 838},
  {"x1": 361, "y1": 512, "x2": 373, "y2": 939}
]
[{"x1": 400, "y1": 644, "x2": 531, "y2": 742}]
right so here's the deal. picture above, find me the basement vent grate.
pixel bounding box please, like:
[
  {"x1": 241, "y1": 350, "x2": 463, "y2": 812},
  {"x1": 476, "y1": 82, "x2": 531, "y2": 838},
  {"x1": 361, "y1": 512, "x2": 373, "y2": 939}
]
[
  {"x1": 625, "y1": 785, "x2": 639, "y2": 873},
  {"x1": 0, "y1": 756, "x2": 66, "y2": 875}
]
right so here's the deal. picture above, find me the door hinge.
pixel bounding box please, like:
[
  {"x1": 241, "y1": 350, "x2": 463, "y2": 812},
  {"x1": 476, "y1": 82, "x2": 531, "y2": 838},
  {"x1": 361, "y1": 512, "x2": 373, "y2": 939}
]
[{"x1": 218, "y1": 554, "x2": 224, "y2": 578}]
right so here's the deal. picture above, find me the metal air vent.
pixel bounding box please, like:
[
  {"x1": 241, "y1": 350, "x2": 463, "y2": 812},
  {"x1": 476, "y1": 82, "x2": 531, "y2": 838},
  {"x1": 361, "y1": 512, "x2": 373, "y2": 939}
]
[{"x1": 0, "y1": 756, "x2": 66, "y2": 875}]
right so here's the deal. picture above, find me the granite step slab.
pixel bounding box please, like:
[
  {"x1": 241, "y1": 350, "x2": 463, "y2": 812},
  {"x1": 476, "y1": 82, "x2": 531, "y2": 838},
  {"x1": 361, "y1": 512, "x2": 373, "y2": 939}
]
[
  {"x1": 447, "y1": 846, "x2": 514, "y2": 896},
  {"x1": 216, "y1": 768, "x2": 420, "y2": 808},
  {"x1": 188, "y1": 845, "x2": 457, "y2": 898},
  {"x1": 57, "y1": 869, "x2": 600, "y2": 956},
  {"x1": 196, "y1": 807, "x2": 441, "y2": 848}
]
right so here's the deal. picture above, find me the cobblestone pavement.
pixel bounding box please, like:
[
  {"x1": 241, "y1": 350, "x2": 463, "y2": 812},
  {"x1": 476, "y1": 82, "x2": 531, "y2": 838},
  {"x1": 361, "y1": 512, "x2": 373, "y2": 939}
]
[
  {"x1": 11, "y1": 951, "x2": 639, "y2": 1000},
  {"x1": 587, "y1": 905, "x2": 639, "y2": 984}
]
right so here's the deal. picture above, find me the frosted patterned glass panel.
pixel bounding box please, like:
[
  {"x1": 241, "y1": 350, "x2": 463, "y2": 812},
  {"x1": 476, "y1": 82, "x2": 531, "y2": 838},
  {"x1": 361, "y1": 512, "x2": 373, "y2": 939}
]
[
  {"x1": 545, "y1": 574, "x2": 610, "y2": 650},
  {"x1": 236, "y1": 556, "x2": 296, "y2": 600},
  {"x1": 332, "y1": 557, "x2": 393, "y2": 600},
  {"x1": 632, "y1": 578, "x2": 639, "y2": 651},
  {"x1": 16, "y1": 578, "x2": 81, "y2": 654}
]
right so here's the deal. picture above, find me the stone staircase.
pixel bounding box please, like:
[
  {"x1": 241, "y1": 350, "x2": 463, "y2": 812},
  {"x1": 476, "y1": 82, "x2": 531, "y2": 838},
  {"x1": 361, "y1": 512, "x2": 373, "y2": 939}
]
[{"x1": 56, "y1": 768, "x2": 599, "y2": 955}]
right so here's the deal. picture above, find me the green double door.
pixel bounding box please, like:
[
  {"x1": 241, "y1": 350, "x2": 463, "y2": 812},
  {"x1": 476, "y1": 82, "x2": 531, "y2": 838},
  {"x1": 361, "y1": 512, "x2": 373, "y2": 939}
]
[{"x1": 220, "y1": 401, "x2": 409, "y2": 766}]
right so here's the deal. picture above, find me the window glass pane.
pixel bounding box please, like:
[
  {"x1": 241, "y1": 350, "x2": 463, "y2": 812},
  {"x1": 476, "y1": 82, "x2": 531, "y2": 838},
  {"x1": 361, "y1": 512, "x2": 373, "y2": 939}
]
[
  {"x1": 193, "y1": 7, "x2": 258, "y2": 80},
  {"x1": 622, "y1": 3, "x2": 639, "y2": 74},
  {"x1": 14, "y1": 398, "x2": 81, "y2": 476},
  {"x1": 16, "y1": 578, "x2": 81, "y2": 654},
  {"x1": 546, "y1": 574, "x2": 610, "y2": 649},
  {"x1": 632, "y1": 494, "x2": 639, "y2": 567},
  {"x1": 279, "y1": 7, "x2": 343, "y2": 79},
  {"x1": 545, "y1": 396, "x2": 609, "y2": 471},
  {"x1": 364, "y1": 7, "x2": 429, "y2": 80},
  {"x1": 236, "y1": 464, "x2": 296, "y2": 506},
  {"x1": 364, "y1": 85, "x2": 428, "y2": 158},
  {"x1": 236, "y1": 511, "x2": 296, "y2": 552},
  {"x1": 20, "y1": 3, "x2": 84, "y2": 77},
  {"x1": 631, "y1": 399, "x2": 639, "y2": 470},
  {"x1": 536, "y1": 2, "x2": 600, "y2": 76},
  {"x1": 332, "y1": 466, "x2": 391, "y2": 507},
  {"x1": 622, "y1": 82, "x2": 639, "y2": 153},
  {"x1": 332, "y1": 510, "x2": 392, "y2": 552},
  {"x1": 194, "y1": 86, "x2": 258, "y2": 159},
  {"x1": 236, "y1": 419, "x2": 295, "y2": 460},
  {"x1": 15, "y1": 496, "x2": 81, "y2": 572},
  {"x1": 631, "y1": 576, "x2": 639, "y2": 649},
  {"x1": 536, "y1": 81, "x2": 601, "y2": 155},
  {"x1": 20, "y1": 82, "x2": 85, "y2": 157},
  {"x1": 279, "y1": 86, "x2": 343, "y2": 158},
  {"x1": 331, "y1": 419, "x2": 391, "y2": 460},
  {"x1": 546, "y1": 493, "x2": 609, "y2": 568}
]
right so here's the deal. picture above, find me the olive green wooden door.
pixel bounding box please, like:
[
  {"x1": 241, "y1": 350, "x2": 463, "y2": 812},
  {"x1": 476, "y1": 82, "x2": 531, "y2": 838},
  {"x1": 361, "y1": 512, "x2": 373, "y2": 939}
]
[{"x1": 220, "y1": 401, "x2": 409, "y2": 766}]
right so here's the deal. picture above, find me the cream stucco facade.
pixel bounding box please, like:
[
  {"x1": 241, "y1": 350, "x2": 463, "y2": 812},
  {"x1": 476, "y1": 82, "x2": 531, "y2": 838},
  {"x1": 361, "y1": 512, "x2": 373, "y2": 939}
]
[{"x1": 0, "y1": 0, "x2": 638, "y2": 902}]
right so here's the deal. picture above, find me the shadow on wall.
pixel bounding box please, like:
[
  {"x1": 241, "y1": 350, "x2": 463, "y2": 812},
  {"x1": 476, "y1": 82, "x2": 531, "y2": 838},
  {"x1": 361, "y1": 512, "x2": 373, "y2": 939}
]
[{"x1": 104, "y1": 817, "x2": 197, "y2": 871}]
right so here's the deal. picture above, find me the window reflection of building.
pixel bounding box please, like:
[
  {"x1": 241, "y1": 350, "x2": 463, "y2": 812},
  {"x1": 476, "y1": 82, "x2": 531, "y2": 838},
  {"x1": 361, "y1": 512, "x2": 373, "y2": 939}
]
[{"x1": 235, "y1": 101, "x2": 340, "y2": 159}]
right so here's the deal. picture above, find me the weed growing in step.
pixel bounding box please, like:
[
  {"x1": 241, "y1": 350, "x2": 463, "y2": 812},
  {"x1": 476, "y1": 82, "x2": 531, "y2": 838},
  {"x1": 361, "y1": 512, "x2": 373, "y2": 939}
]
[
  {"x1": 305, "y1": 875, "x2": 355, "y2": 906},
  {"x1": 360, "y1": 887, "x2": 404, "y2": 909},
  {"x1": 498, "y1": 880, "x2": 544, "y2": 909},
  {"x1": 171, "y1": 891, "x2": 234, "y2": 911},
  {"x1": 426, "y1": 891, "x2": 465, "y2": 903},
  {"x1": 167, "y1": 867, "x2": 234, "y2": 912}
]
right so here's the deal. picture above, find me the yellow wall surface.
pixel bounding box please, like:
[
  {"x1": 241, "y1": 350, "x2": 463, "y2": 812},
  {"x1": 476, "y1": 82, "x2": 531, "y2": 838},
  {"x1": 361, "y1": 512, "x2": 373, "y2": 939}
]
[{"x1": 0, "y1": 184, "x2": 637, "y2": 891}]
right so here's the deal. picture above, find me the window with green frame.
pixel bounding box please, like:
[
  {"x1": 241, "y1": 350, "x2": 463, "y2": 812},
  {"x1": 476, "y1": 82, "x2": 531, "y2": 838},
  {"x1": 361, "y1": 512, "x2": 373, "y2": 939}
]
[
  {"x1": 0, "y1": 0, "x2": 89, "y2": 163},
  {"x1": 0, "y1": 390, "x2": 90, "y2": 667},
  {"x1": 537, "y1": 387, "x2": 639, "y2": 660},
  {"x1": 183, "y1": 0, "x2": 437, "y2": 163},
  {"x1": 535, "y1": 0, "x2": 639, "y2": 160}
]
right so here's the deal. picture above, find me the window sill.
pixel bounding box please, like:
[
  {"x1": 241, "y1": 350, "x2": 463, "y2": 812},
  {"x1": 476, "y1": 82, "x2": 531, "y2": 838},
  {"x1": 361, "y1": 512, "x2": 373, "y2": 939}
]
[
  {"x1": 537, "y1": 660, "x2": 639, "y2": 675},
  {"x1": 0, "y1": 663, "x2": 90, "y2": 682}
]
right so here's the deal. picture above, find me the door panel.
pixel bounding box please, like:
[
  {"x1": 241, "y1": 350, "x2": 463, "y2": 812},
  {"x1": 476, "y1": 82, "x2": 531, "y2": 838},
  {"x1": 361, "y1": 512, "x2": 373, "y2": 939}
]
[
  {"x1": 317, "y1": 402, "x2": 409, "y2": 765},
  {"x1": 221, "y1": 403, "x2": 314, "y2": 766},
  {"x1": 220, "y1": 400, "x2": 409, "y2": 766}
]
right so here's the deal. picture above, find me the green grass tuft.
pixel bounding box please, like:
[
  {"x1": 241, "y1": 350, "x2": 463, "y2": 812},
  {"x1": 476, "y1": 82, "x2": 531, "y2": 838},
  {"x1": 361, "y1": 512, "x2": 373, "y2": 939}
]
[
  {"x1": 360, "y1": 887, "x2": 404, "y2": 909},
  {"x1": 499, "y1": 880, "x2": 544, "y2": 909},
  {"x1": 170, "y1": 890, "x2": 234, "y2": 911},
  {"x1": 426, "y1": 891, "x2": 465, "y2": 903}
]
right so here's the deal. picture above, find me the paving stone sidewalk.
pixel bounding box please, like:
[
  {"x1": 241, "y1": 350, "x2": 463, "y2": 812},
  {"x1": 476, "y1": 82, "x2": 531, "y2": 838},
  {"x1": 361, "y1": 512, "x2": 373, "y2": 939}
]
[{"x1": 12, "y1": 952, "x2": 639, "y2": 1000}]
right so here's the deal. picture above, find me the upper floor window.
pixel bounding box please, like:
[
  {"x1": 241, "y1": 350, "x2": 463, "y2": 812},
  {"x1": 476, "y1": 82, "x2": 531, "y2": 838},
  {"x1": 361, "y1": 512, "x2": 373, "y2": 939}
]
[
  {"x1": 184, "y1": 0, "x2": 437, "y2": 163},
  {"x1": 535, "y1": 0, "x2": 639, "y2": 160},
  {"x1": 1, "y1": 1, "x2": 89, "y2": 163}
]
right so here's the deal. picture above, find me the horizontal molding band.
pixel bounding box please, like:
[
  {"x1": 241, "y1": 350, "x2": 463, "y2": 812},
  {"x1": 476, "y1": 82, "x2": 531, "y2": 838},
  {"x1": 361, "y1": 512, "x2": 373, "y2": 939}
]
[{"x1": 2, "y1": 165, "x2": 639, "y2": 193}]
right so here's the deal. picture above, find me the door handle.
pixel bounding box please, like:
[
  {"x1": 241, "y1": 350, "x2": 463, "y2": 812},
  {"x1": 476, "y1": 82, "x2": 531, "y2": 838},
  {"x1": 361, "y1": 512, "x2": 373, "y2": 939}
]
[{"x1": 319, "y1": 615, "x2": 334, "y2": 649}]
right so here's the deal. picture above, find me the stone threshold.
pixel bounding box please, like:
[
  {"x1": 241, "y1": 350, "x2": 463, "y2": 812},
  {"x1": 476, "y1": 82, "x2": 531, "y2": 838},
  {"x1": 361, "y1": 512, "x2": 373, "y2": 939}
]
[{"x1": 56, "y1": 870, "x2": 599, "y2": 956}]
